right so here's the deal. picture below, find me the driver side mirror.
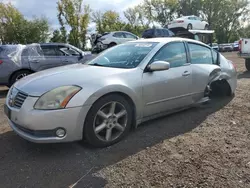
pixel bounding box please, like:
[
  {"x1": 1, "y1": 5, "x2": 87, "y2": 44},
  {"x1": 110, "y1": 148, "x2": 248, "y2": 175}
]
[{"x1": 147, "y1": 61, "x2": 170, "y2": 72}]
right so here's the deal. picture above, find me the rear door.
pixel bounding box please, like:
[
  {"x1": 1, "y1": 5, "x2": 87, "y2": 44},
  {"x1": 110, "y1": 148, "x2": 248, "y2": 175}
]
[
  {"x1": 28, "y1": 45, "x2": 63, "y2": 71},
  {"x1": 187, "y1": 42, "x2": 221, "y2": 100}
]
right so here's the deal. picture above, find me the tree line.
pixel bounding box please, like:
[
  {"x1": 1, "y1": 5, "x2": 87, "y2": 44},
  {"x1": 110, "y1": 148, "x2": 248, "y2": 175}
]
[{"x1": 1, "y1": 0, "x2": 250, "y2": 50}]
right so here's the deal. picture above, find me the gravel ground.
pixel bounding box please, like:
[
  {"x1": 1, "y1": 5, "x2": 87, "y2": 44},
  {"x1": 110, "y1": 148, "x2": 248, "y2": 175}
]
[{"x1": 0, "y1": 52, "x2": 249, "y2": 188}]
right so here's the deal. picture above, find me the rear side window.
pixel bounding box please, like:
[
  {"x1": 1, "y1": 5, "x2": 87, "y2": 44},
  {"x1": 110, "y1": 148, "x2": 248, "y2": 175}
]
[
  {"x1": 188, "y1": 43, "x2": 213, "y2": 64},
  {"x1": 142, "y1": 29, "x2": 154, "y2": 38},
  {"x1": 124, "y1": 33, "x2": 137, "y2": 39},
  {"x1": 152, "y1": 42, "x2": 187, "y2": 68}
]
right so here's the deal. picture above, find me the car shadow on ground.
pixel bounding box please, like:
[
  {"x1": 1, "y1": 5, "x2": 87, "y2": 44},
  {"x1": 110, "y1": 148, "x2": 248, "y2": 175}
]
[
  {"x1": 238, "y1": 71, "x2": 250, "y2": 79},
  {"x1": 0, "y1": 89, "x2": 8, "y2": 99},
  {"x1": 0, "y1": 96, "x2": 233, "y2": 188}
]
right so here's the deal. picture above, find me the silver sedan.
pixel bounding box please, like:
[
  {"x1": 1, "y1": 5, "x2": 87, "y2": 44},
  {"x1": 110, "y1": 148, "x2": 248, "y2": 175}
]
[{"x1": 4, "y1": 38, "x2": 237, "y2": 147}]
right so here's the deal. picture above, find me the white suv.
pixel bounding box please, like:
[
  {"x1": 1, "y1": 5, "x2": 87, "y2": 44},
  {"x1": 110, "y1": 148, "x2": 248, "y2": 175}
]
[{"x1": 96, "y1": 31, "x2": 139, "y2": 50}]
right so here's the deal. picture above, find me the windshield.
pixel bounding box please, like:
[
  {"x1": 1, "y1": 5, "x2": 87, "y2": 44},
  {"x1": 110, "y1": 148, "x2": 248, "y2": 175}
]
[{"x1": 88, "y1": 42, "x2": 158, "y2": 68}]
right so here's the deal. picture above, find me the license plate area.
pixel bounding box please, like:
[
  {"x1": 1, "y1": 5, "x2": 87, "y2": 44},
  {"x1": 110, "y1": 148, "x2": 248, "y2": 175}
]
[{"x1": 4, "y1": 104, "x2": 11, "y2": 119}]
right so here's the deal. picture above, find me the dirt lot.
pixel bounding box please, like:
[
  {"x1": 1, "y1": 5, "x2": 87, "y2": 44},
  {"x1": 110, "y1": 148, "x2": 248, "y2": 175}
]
[{"x1": 0, "y1": 52, "x2": 249, "y2": 188}]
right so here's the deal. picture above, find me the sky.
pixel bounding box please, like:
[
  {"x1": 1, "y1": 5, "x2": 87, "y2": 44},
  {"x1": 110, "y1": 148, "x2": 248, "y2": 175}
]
[{"x1": 5, "y1": 0, "x2": 143, "y2": 32}]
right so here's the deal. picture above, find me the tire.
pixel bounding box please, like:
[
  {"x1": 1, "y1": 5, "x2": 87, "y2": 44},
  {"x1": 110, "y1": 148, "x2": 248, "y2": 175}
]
[
  {"x1": 9, "y1": 70, "x2": 32, "y2": 87},
  {"x1": 108, "y1": 42, "x2": 117, "y2": 48},
  {"x1": 187, "y1": 24, "x2": 192, "y2": 30},
  {"x1": 245, "y1": 59, "x2": 250, "y2": 71},
  {"x1": 204, "y1": 24, "x2": 209, "y2": 30},
  {"x1": 83, "y1": 94, "x2": 133, "y2": 148}
]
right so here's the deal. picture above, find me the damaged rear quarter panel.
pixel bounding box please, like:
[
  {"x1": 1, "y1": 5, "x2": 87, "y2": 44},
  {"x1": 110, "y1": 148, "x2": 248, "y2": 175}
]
[{"x1": 191, "y1": 64, "x2": 222, "y2": 94}]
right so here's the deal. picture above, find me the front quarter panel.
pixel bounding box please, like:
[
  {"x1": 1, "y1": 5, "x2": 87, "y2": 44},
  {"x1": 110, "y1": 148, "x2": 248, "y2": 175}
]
[{"x1": 67, "y1": 68, "x2": 144, "y2": 121}]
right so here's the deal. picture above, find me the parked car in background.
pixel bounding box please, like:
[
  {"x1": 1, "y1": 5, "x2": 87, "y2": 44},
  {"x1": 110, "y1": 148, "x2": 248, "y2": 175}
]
[
  {"x1": 94, "y1": 31, "x2": 139, "y2": 52},
  {"x1": 167, "y1": 15, "x2": 209, "y2": 30},
  {"x1": 142, "y1": 28, "x2": 175, "y2": 38},
  {"x1": 233, "y1": 41, "x2": 239, "y2": 51},
  {"x1": 219, "y1": 44, "x2": 233, "y2": 52},
  {"x1": 4, "y1": 38, "x2": 237, "y2": 147},
  {"x1": 238, "y1": 38, "x2": 250, "y2": 71},
  {"x1": 212, "y1": 43, "x2": 219, "y2": 51},
  {"x1": 0, "y1": 43, "x2": 93, "y2": 87}
]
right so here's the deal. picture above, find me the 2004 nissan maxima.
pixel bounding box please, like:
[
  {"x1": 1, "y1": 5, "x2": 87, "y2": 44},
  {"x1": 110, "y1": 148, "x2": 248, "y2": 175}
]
[{"x1": 4, "y1": 38, "x2": 237, "y2": 147}]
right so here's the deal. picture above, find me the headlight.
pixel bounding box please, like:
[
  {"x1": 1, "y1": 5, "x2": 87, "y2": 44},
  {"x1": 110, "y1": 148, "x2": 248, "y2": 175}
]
[{"x1": 34, "y1": 86, "x2": 81, "y2": 110}]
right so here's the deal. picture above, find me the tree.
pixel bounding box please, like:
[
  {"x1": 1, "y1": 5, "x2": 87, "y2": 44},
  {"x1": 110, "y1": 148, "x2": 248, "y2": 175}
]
[
  {"x1": 50, "y1": 29, "x2": 63, "y2": 42},
  {"x1": 0, "y1": 2, "x2": 49, "y2": 44},
  {"x1": 142, "y1": 0, "x2": 179, "y2": 27},
  {"x1": 92, "y1": 10, "x2": 125, "y2": 34},
  {"x1": 124, "y1": 6, "x2": 151, "y2": 27},
  {"x1": 57, "y1": 0, "x2": 90, "y2": 49},
  {"x1": 199, "y1": 0, "x2": 249, "y2": 43}
]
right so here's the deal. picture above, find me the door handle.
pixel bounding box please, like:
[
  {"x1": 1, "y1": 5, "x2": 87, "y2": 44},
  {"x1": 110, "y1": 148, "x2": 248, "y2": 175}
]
[
  {"x1": 182, "y1": 71, "x2": 191, "y2": 76},
  {"x1": 31, "y1": 59, "x2": 39, "y2": 63},
  {"x1": 63, "y1": 59, "x2": 69, "y2": 62}
]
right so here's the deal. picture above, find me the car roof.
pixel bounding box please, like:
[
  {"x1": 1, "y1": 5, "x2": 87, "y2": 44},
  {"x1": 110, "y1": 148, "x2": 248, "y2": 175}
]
[
  {"x1": 37, "y1": 43, "x2": 69, "y2": 46},
  {"x1": 130, "y1": 37, "x2": 209, "y2": 47}
]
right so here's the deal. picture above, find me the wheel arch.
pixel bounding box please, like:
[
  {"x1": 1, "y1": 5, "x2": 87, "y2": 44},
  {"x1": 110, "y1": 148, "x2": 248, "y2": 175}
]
[
  {"x1": 82, "y1": 85, "x2": 141, "y2": 129},
  {"x1": 8, "y1": 68, "x2": 34, "y2": 85}
]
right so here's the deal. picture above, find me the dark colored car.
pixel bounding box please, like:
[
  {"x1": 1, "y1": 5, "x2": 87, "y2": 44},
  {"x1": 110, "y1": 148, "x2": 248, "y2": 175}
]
[
  {"x1": 0, "y1": 43, "x2": 93, "y2": 87},
  {"x1": 142, "y1": 28, "x2": 175, "y2": 38}
]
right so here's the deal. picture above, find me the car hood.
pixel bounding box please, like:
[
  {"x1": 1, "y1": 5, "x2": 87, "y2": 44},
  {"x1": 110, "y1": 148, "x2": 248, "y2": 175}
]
[{"x1": 14, "y1": 64, "x2": 133, "y2": 96}]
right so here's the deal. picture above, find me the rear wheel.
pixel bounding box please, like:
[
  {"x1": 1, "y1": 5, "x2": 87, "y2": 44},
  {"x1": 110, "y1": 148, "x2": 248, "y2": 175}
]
[
  {"x1": 83, "y1": 94, "x2": 133, "y2": 148},
  {"x1": 187, "y1": 24, "x2": 193, "y2": 30},
  {"x1": 204, "y1": 24, "x2": 209, "y2": 30},
  {"x1": 210, "y1": 80, "x2": 232, "y2": 97},
  {"x1": 245, "y1": 59, "x2": 250, "y2": 71},
  {"x1": 108, "y1": 42, "x2": 117, "y2": 48},
  {"x1": 9, "y1": 70, "x2": 32, "y2": 87}
]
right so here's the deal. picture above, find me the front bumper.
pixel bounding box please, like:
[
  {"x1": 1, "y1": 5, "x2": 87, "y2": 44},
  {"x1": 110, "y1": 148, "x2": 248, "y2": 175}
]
[
  {"x1": 96, "y1": 42, "x2": 108, "y2": 50},
  {"x1": 5, "y1": 95, "x2": 91, "y2": 143}
]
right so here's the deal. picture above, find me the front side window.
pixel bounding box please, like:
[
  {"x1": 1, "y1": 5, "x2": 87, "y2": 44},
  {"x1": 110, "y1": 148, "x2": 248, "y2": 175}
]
[
  {"x1": 188, "y1": 43, "x2": 213, "y2": 64},
  {"x1": 113, "y1": 32, "x2": 125, "y2": 38},
  {"x1": 59, "y1": 47, "x2": 80, "y2": 56},
  {"x1": 88, "y1": 42, "x2": 158, "y2": 68},
  {"x1": 151, "y1": 42, "x2": 187, "y2": 68},
  {"x1": 162, "y1": 29, "x2": 169, "y2": 37},
  {"x1": 124, "y1": 33, "x2": 137, "y2": 39},
  {"x1": 212, "y1": 49, "x2": 218, "y2": 64}
]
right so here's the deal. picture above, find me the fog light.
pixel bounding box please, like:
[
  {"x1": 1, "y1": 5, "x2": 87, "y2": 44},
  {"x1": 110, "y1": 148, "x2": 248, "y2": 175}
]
[{"x1": 56, "y1": 128, "x2": 66, "y2": 138}]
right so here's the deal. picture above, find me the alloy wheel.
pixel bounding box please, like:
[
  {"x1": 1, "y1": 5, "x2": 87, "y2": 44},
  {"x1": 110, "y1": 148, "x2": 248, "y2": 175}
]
[
  {"x1": 93, "y1": 101, "x2": 128, "y2": 142},
  {"x1": 15, "y1": 73, "x2": 27, "y2": 81}
]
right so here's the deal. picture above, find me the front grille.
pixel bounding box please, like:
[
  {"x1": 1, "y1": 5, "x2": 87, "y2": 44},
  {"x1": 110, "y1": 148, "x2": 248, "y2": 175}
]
[{"x1": 13, "y1": 92, "x2": 28, "y2": 108}]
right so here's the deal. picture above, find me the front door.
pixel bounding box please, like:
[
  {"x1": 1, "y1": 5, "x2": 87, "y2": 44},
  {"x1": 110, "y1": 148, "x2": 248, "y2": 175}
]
[
  {"x1": 142, "y1": 42, "x2": 193, "y2": 118},
  {"x1": 58, "y1": 45, "x2": 81, "y2": 66}
]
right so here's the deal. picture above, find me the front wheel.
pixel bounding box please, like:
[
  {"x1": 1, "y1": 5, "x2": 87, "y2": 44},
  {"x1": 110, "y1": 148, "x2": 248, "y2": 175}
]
[
  {"x1": 245, "y1": 59, "x2": 250, "y2": 71},
  {"x1": 83, "y1": 94, "x2": 133, "y2": 148}
]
